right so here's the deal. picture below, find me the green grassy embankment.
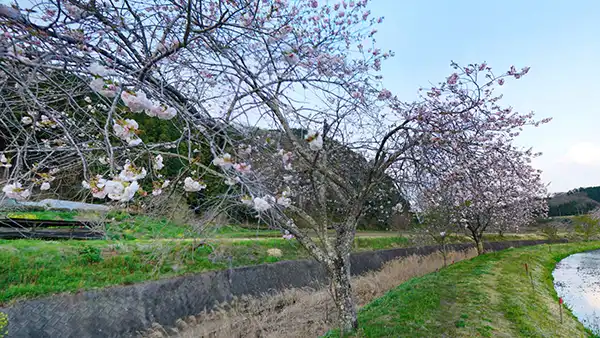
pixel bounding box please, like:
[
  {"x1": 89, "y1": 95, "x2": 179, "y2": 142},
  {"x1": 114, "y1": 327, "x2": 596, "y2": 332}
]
[
  {"x1": 0, "y1": 235, "x2": 410, "y2": 306},
  {"x1": 0, "y1": 210, "x2": 555, "y2": 308},
  {"x1": 327, "y1": 242, "x2": 600, "y2": 337}
]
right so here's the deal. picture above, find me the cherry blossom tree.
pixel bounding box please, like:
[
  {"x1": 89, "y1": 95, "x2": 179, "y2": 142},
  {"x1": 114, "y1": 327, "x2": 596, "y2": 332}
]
[
  {"x1": 418, "y1": 143, "x2": 549, "y2": 255},
  {"x1": 414, "y1": 185, "x2": 460, "y2": 266},
  {"x1": 0, "y1": 0, "x2": 549, "y2": 332}
]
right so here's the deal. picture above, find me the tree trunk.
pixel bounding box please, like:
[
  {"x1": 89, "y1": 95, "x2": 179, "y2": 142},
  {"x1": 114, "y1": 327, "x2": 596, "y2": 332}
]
[
  {"x1": 329, "y1": 256, "x2": 358, "y2": 333},
  {"x1": 475, "y1": 238, "x2": 484, "y2": 255},
  {"x1": 467, "y1": 227, "x2": 484, "y2": 255},
  {"x1": 440, "y1": 241, "x2": 448, "y2": 267}
]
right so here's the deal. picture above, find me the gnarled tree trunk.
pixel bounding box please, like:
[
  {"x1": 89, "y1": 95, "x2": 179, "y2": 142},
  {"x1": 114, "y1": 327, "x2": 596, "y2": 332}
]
[
  {"x1": 467, "y1": 226, "x2": 485, "y2": 255},
  {"x1": 329, "y1": 254, "x2": 358, "y2": 333}
]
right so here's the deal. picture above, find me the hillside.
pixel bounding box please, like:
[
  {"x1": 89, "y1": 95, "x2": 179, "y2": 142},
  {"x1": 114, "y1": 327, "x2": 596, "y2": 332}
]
[
  {"x1": 245, "y1": 128, "x2": 405, "y2": 230},
  {"x1": 548, "y1": 186, "x2": 600, "y2": 216}
]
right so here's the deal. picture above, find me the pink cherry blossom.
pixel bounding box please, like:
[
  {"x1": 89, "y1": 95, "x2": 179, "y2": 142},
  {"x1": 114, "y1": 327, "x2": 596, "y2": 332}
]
[
  {"x1": 121, "y1": 91, "x2": 153, "y2": 113},
  {"x1": 213, "y1": 153, "x2": 233, "y2": 169},
  {"x1": 377, "y1": 89, "x2": 392, "y2": 100},
  {"x1": 447, "y1": 73, "x2": 459, "y2": 85},
  {"x1": 233, "y1": 162, "x2": 252, "y2": 174}
]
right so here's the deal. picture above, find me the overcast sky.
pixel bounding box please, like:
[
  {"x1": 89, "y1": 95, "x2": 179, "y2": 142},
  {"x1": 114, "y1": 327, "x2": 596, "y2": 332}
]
[{"x1": 368, "y1": 0, "x2": 600, "y2": 192}]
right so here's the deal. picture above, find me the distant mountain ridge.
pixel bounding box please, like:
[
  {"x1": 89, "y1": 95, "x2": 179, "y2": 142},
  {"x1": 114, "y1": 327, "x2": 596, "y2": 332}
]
[{"x1": 548, "y1": 186, "x2": 600, "y2": 216}]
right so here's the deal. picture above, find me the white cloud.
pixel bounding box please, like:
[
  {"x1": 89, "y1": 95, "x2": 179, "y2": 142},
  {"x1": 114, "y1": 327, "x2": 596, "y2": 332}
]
[
  {"x1": 542, "y1": 162, "x2": 600, "y2": 193},
  {"x1": 530, "y1": 142, "x2": 600, "y2": 192},
  {"x1": 563, "y1": 142, "x2": 600, "y2": 166}
]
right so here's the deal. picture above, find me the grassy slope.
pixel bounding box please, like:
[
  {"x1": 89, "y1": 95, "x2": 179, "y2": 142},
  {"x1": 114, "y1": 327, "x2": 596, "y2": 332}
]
[
  {"x1": 0, "y1": 210, "x2": 552, "y2": 307},
  {"x1": 0, "y1": 236, "x2": 410, "y2": 306},
  {"x1": 326, "y1": 242, "x2": 600, "y2": 337}
]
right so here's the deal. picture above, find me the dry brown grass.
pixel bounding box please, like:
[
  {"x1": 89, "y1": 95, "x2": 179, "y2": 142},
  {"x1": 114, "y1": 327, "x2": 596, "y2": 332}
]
[{"x1": 141, "y1": 248, "x2": 478, "y2": 338}]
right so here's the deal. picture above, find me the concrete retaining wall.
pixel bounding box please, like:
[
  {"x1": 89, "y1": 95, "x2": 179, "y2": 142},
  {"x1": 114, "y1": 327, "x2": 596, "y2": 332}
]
[{"x1": 0, "y1": 239, "x2": 565, "y2": 337}]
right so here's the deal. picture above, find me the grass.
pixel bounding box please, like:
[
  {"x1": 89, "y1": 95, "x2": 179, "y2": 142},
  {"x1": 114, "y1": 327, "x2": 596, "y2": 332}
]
[
  {"x1": 0, "y1": 209, "x2": 570, "y2": 310},
  {"x1": 481, "y1": 233, "x2": 546, "y2": 242},
  {"x1": 0, "y1": 210, "x2": 79, "y2": 221},
  {"x1": 209, "y1": 224, "x2": 282, "y2": 238},
  {"x1": 0, "y1": 235, "x2": 417, "y2": 305},
  {"x1": 0, "y1": 210, "x2": 555, "y2": 241},
  {"x1": 443, "y1": 232, "x2": 546, "y2": 244},
  {"x1": 150, "y1": 249, "x2": 479, "y2": 338},
  {"x1": 354, "y1": 236, "x2": 410, "y2": 250},
  {"x1": 0, "y1": 210, "x2": 282, "y2": 239},
  {"x1": 104, "y1": 212, "x2": 194, "y2": 239},
  {"x1": 326, "y1": 241, "x2": 600, "y2": 337}
]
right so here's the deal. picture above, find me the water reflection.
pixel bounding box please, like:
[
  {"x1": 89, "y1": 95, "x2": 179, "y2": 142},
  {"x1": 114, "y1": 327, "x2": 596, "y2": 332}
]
[{"x1": 553, "y1": 250, "x2": 600, "y2": 333}]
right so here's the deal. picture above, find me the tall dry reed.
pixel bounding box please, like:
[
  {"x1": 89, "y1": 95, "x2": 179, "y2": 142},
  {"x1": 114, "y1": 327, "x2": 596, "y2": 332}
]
[{"x1": 142, "y1": 248, "x2": 478, "y2": 338}]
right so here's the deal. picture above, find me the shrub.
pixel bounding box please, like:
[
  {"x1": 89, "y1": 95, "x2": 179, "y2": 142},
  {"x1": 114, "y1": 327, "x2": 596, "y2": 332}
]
[
  {"x1": 0, "y1": 312, "x2": 7, "y2": 338},
  {"x1": 540, "y1": 222, "x2": 560, "y2": 240},
  {"x1": 79, "y1": 245, "x2": 103, "y2": 264},
  {"x1": 573, "y1": 214, "x2": 600, "y2": 241}
]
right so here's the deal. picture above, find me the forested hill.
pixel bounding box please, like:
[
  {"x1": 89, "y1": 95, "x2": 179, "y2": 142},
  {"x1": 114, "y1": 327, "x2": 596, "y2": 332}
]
[{"x1": 548, "y1": 186, "x2": 600, "y2": 216}]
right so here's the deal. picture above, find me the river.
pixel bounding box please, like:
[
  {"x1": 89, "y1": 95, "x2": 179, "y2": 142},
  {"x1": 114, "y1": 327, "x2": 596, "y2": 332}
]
[{"x1": 553, "y1": 249, "x2": 600, "y2": 333}]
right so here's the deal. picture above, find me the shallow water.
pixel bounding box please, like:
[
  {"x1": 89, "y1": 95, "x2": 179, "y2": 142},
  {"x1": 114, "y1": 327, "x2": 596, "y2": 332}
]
[{"x1": 553, "y1": 249, "x2": 600, "y2": 333}]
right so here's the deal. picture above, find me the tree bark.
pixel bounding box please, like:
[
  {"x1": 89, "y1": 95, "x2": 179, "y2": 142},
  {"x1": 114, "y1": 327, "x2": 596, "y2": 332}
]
[
  {"x1": 475, "y1": 238, "x2": 484, "y2": 255},
  {"x1": 329, "y1": 255, "x2": 358, "y2": 333},
  {"x1": 467, "y1": 226, "x2": 484, "y2": 255},
  {"x1": 442, "y1": 242, "x2": 448, "y2": 267}
]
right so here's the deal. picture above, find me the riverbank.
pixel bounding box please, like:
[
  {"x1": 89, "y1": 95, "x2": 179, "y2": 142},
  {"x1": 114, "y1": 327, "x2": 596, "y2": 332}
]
[
  {"x1": 144, "y1": 249, "x2": 479, "y2": 338},
  {"x1": 327, "y1": 242, "x2": 600, "y2": 337},
  {"x1": 1, "y1": 240, "x2": 556, "y2": 338},
  {"x1": 0, "y1": 236, "x2": 412, "y2": 305},
  {"x1": 0, "y1": 231, "x2": 547, "y2": 305}
]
